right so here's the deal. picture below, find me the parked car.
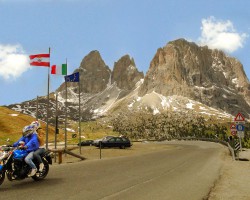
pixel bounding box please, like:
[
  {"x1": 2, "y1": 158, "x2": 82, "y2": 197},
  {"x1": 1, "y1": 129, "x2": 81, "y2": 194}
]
[
  {"x1": 78, "y1": 140, "x2": 94, "y2": 146},
  {"x1": 99, "y1": 137, "x2": 132, "y2": 149},
  {"x1": 93, "y1": 136, "x2": 115, "y2": 147}
]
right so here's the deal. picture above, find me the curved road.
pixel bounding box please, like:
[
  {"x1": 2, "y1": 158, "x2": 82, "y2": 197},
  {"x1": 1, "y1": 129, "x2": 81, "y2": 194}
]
[{"x1": 0, "y1": 141, "x2": 227, "y2": 200}]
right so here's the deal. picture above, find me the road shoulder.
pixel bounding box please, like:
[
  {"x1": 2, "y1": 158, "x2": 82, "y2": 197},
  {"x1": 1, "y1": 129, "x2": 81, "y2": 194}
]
[{"x1": 208, "y1": 149, "x2": 250, "y2": 200}]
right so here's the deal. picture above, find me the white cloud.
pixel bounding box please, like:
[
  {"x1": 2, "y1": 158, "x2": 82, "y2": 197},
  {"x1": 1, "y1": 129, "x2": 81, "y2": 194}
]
[
  {"x1": 198, "y1": 16, "x2": 248, "y2": 53},
  {"x1": 0, "y1": 44, "x2": 30, "y2": 80}
]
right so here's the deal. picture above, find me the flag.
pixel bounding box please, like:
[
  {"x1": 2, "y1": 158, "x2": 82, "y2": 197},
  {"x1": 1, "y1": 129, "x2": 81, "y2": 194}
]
[
  {"x1": 51, "y1": 64, "x2": 67, "y2": 75},
  {"x1": 64, "y1": 72, "x2": 79, "y2": 82},
  {"x1": 29, "y1": 54, "x2": 50, "y2": 67}
]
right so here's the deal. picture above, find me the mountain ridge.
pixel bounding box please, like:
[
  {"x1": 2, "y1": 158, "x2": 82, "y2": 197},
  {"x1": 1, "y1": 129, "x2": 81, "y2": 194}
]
[{"x1": 6, "y1": 38, "x2": 250, "y2": 124}]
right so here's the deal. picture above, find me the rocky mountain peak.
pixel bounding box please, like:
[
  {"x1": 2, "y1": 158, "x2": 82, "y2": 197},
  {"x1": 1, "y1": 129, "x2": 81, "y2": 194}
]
[
  {"x1": 78, "y1": 50, "x2": 111, "y2": 93},
  {"x1": 112, "y1": 55, "x2": 144, "y2": 90},
  {"x1": 139, "y1": 38, "x2": 250, "y2": 116}
]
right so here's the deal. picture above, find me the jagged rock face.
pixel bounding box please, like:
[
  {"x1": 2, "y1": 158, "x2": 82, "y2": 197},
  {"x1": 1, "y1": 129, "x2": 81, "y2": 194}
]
[
  {"x1": 78, "y1": 50, "x2": 111, "y2": 93},
  {"x1": 49, "y1": 51, "x2": 144, "y2": 122},
  {"x1": 56, "y1": 51, "x2": 111, "y2": 98},
  {"x1": 111, "y1": 55, "x2": 144, "y2": 90},
  {"x1": 139, "y1": 39, "x2": 250, "y2": 115},
  {"x1": 57, "y1": 50, "x2": 111, "y2": 97}
]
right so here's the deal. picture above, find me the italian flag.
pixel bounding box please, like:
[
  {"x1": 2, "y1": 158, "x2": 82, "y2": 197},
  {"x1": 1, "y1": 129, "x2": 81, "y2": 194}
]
[{"x1": 51, "y1": 64, "x2": 67, "y2": 75}]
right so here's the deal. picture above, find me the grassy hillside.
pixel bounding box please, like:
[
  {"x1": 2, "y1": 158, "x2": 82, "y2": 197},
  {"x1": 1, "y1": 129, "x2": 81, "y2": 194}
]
[
  {"x1": 0, "y1": 106, "x2": 63, "y2": 145},
  {"x1": 0, "y1": 106, "x2": 117, "y2": 146},
  {"x1": 71, "y1": 120, "x2": 118, "y2": 141}
]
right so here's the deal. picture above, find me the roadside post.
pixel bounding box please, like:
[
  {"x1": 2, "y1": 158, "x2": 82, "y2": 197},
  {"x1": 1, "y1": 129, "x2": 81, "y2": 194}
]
[
  {"x1": 234, "y1": 112, "x2": 245, "y2": 152},
  {"x1": 99, "y1": 142, "x2": 102, "y2": 159},
  {"x1": 230, "y1": 112, "x2": 245, "y2": 160},
  {"x1": 236, "y1": 124, "x2": 245, "y2": 151},
  {"x1": 234, "y1": 140, "x2": 240, "y2": 160},
  {"x1": 227, "y1": 136, "x2": 235, "y2": 160}
]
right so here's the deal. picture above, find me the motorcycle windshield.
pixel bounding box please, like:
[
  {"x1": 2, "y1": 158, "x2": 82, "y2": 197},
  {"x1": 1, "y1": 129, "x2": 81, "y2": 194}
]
[{"x1": 13, "y1": 149, "x2": 28, "y2": 159}]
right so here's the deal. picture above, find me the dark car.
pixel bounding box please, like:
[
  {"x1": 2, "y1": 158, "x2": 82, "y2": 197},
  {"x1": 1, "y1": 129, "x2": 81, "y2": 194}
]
[
  {"x1": 99, "y1": 137, "x2": 132, "y2": 149},
  {"x1": 93, "y1": 136, "x2": 115, "y2": 147},
  {"x1": 77, "y1": 140, "x2": 94, "y2": 146}
]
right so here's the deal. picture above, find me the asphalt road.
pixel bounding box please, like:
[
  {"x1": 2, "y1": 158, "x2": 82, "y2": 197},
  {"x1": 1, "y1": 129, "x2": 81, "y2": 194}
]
[{"x1": 0, "y1": 141, "x2": 227, "y2": 200}]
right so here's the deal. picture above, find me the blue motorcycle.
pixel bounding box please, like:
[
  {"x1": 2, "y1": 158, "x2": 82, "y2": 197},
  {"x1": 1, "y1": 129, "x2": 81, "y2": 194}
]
[{"x1": 0, "y1": 145, "x2": 52, "y2": 186}]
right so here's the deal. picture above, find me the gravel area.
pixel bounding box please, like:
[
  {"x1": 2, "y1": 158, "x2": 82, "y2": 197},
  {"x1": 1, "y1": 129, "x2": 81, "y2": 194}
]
[
  {"x1": 50, "y1": 142, "x2": 174, "y2": 163},
  {"x1": 208, "y1": 149, "x2": 250, "y2": 200}
]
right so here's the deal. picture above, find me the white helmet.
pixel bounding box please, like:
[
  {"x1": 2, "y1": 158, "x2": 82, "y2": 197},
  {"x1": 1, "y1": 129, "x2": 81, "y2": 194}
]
[{"x1": 30, "y1": 121, "x2": 40, "y2": 131}]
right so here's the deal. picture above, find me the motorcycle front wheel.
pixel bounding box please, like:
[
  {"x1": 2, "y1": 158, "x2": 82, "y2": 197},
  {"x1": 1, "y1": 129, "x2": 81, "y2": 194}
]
[{"x1": 0, "y1": 171, "x2": 5, "y2": 186}]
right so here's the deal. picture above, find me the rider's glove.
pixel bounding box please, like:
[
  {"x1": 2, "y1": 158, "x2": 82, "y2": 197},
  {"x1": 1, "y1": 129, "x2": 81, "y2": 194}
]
[{"x1": 18, "y1": 146, "x2": 27, "y2": 150}]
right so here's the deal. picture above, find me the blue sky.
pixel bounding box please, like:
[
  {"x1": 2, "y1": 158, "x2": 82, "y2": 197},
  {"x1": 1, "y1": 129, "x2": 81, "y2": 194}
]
[{"x1": 0, "y1": 0, "x2": 249, "y2": 105}]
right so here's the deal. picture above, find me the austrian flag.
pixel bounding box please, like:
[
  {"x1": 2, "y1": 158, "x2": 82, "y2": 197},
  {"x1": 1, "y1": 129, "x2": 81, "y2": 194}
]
[{"x1": 29, "y1": 54, "x2": 50, "y2": 67}]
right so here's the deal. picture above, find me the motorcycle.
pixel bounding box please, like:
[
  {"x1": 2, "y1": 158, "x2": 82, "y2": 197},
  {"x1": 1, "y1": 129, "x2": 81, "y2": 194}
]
[{"x1": 0, "y1": 145, "x2": 52, "y2": 186}]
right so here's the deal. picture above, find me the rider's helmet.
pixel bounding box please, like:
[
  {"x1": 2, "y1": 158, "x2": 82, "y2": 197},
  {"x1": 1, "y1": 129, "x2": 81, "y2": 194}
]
[
  {"x1": 30, "y1": 120, "x2": 40, "y2": 131},
  {"x1": 22, "y1": 125, "x2": 34, "y2": 137}
]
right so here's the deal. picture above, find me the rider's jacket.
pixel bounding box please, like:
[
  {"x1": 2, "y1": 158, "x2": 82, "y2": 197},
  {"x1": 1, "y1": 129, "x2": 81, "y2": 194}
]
[{"x1": 13, "y1": 133, "x2": 39, "y2": 153}]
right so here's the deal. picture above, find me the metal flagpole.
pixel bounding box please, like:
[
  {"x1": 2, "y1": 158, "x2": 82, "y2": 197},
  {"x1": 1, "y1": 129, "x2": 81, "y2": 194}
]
[
  {"x1": 79, "y1": 74, "x2": 81, "y2": 154},
  {"x1": 36, "y1": 96, "x2": 39, "y2": 120},
  {"x1": 46, "y1": 47, "x2": 51, "y2": 150},
  {"x1": 55, "y1": 93, "x2": 58, "y2": 162},
  {"x1": 64, "y1": 59, "x2": 68, "y2": 153}
]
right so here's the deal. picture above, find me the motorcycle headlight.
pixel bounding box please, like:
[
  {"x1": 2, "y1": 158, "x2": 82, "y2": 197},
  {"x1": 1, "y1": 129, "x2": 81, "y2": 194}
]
[{"x1": 0, "y1": 152, "x2": 8, "y2": 161}]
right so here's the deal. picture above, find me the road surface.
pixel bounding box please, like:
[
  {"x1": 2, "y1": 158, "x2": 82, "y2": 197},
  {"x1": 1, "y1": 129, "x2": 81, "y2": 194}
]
[{"x1": 0, "y1": 141, "x2": 227, "y2": 200}]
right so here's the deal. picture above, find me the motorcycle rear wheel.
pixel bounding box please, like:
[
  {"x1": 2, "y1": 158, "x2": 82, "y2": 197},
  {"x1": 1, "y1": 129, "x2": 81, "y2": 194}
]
[{"x1": 31, "y1": 161, "x2": 49, "y2": 181}]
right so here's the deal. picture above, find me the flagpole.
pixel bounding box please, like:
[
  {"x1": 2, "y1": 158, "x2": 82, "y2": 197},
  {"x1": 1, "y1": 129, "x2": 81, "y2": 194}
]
[
  {"x1": 79, "y1": 73, "x2": 81, "y2": 154},
  {"x1": 64, "y1": 58, "x2": 68, "y2": 153},
  {"x1": 46, "y1": 47, "x2": 50, "y2": 150},
  {"x1": 36, "y1": 96, "x2": 39, "y2": 120},
  {"x1": 55, "y1": 92, "x2": 58, "y2": 163}
]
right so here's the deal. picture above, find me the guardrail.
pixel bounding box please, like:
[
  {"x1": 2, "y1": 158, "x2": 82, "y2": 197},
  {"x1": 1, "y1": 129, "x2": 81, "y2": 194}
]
[
  {"x1": 177, "y1": 137, "x2": 235, "y2": 160},
  {"x1": 134, "y1": 137, "x2": 236, "y2": 160}
]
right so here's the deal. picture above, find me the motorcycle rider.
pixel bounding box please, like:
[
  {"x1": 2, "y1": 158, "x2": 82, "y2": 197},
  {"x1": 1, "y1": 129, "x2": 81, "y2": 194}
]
[
  {"x1": 13, "y1": 125, "x2": 40, "y2": 177},
  {"x1": 31, "y1": 121, "x2": 46, "y2": 172}
]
